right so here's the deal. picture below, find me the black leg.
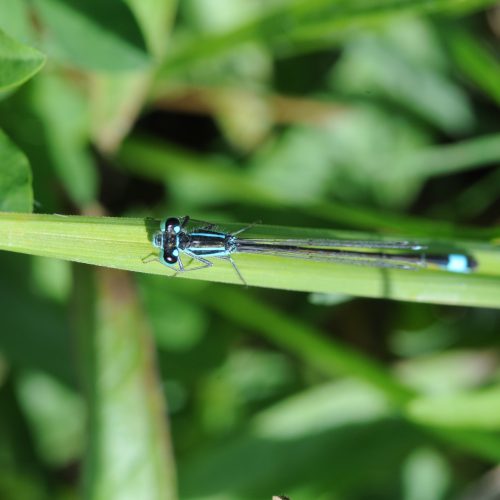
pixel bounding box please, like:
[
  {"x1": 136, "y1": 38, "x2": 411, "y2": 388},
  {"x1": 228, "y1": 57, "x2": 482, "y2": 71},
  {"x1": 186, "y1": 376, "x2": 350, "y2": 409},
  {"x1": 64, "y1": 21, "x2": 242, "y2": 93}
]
[
  {"x1": 228, "y1": 256, "x2": 247, "y2": 286},
  {"x1": 178, "y1": 252, "x2": 213, "y2": 273},
  {"x1": 231, "y1": 221, "x2": 260, "y2": 237},
  {"x1": 214, "y1": 255, "x2": 247, "y2": 285},
  {"x1": 142, "y1": 252, "x2": 158, "y2": 264},
  {"x1": 177, "y1": 254, "x2": 185, "y2": 271}
]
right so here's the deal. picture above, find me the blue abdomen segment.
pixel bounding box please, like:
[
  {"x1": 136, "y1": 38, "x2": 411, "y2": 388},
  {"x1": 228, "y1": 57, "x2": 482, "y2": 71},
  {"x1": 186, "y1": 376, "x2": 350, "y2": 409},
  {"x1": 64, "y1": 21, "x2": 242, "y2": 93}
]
[
  {"x1": 429, "y1": 253, "x2": 476, "y2": 273},
  {"x1": 424, "y1": 253, "x2": 476, "y2": 273},
  {"x1": 444, "y1": 253, "x2": 475, "y2": 273}
]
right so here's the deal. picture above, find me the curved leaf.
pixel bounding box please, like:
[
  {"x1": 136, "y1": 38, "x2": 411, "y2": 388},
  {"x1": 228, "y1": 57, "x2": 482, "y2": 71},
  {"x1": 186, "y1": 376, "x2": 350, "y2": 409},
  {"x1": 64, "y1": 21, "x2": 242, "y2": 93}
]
[
  {"x1": 0, "y1": 30, "x2": 45, "y2": 91},
  {"x1": 0, "y1": 130, "x2": 33, "y2": 212}
]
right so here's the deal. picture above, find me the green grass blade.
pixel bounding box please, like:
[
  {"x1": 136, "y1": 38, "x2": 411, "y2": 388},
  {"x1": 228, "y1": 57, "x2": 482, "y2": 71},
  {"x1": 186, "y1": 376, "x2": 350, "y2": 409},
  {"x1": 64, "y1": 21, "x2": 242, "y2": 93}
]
[
  {"x1": 0, "y1": 212, "x2": 498, "y2": 307},
  {"x1": 400, "y1": 133, "x2": 500, "y2": 177},
  {"x1": 447, "y1": 29, "x2": 500, "y2": 106},
  {"x1": 159, "y1": 0, "x2": 498, "y2": 75},
  {"x1": 76, "y1": 266, "x2": 177, "y2": 499}
]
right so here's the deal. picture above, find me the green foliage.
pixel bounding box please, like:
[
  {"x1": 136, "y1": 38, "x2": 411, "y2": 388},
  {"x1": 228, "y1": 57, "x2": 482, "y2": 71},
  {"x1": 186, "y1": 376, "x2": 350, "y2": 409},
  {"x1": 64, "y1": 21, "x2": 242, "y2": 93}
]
[
  {"x1": 0, "y1": 130, "x2": 33, "y2": 212},
  {"x1": 29, "y1": 74, "x2": 97, "y2": 206},
  {"x1": 0, "y1": 29, "x2": 45, "y2": 91},
  {"x1": 159, "y1": 0, "x2": 500, "y2": 75},
  {"x1": 0, "y1": 1, "x2": 499, "y2": 499},
  {"x1": 31, "y1": 0, "x2": 151, "y2": 71},
  {"x1": 446, "y1": 29, "x2": 500, "y2": 106},
  {"x1": 76, "y1": 267, "x2": 177, "y2": 500}
]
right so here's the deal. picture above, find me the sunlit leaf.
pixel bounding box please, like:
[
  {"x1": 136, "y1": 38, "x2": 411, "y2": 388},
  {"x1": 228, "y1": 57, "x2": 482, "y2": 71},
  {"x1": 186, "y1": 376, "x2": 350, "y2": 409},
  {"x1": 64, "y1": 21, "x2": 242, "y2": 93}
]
[{"x1": 0, "y1": 30, "x2": 45, "y2": 91}]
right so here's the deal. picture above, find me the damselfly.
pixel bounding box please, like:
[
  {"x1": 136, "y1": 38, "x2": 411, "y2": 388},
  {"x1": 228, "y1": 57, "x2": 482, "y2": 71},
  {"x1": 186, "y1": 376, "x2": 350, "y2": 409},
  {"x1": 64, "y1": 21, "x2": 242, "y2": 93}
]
[{"x1": 147, "y1": 216, "x2": 476, "y2": 285}]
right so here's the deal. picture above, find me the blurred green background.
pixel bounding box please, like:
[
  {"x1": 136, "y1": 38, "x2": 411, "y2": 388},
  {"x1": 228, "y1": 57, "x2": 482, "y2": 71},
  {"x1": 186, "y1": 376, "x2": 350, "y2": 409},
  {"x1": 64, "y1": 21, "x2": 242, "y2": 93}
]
[{"x1": 1, "y1": 0, "x2": 500, "y2": 499}]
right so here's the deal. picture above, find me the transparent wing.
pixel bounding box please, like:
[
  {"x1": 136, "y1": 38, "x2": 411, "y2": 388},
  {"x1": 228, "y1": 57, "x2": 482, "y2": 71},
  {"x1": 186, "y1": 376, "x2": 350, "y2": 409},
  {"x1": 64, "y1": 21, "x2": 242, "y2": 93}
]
[
  {"x1": 237, "y1": 237, "x2": 425, "y2": 251},
  {"x1": 235, "y1": 243, "x2": 427, "y2": 270},
  {"x1": 184, "y1": 217, "x2": 221, "y2": 231}
]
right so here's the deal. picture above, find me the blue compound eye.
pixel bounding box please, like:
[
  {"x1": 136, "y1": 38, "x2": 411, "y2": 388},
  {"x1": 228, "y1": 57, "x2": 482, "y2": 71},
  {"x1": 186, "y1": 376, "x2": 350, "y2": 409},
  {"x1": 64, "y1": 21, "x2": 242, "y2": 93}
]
[{"x1": 164, "y1": 217, "x2": 181, "y2": 234}]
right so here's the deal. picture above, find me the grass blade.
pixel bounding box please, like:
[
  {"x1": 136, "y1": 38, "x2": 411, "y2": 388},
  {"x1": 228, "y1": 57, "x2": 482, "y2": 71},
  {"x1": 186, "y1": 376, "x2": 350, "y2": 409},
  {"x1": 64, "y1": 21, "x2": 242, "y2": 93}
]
[{"x1": 0, "y1": 212, "x2": 498, "y2": 307}]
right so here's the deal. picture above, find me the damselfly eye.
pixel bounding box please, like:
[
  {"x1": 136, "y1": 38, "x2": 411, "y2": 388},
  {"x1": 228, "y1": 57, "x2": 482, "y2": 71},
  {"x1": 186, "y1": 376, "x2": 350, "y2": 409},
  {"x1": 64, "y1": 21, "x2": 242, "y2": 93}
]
[
  {"x1": 165, "y1": 217, "x2": 181, "y2": 234},
  {"x1": 164, "y1": 247, "x2": 179, "y2": 265},
  {"x1": 163, "y1": 248, "x2": 178, "y2": 265}
]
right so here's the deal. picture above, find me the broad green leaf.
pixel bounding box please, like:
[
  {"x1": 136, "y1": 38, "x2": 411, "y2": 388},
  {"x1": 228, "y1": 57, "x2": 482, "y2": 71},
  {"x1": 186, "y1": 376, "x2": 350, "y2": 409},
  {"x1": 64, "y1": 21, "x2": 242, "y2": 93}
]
[
  {"x1": 0, "y1": 130, "x2": 33, "y2": 212},
  {"x1": 0, "y1": 30, "x2": 45, "y2": 91},
  {"x1": 32, "y1": 0, "x2": 150, "y2": 71},
  {"x1": 0, "y1": 213, "x2": 498, "y2": 308}
]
